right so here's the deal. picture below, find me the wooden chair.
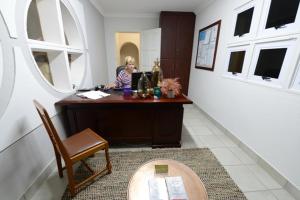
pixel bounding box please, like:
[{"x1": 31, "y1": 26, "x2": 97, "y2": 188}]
[{"x1": 33, "y1": 100, "x2": 112, "y2": 196}]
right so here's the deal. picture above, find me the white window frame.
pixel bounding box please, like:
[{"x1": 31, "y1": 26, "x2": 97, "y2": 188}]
[
  {"x1": 26, "y1": 0, "x2": 86, "y2": 93},
  {"x1": 224, "y1": 44, "x2": 253, "y2": 79},
  {"x1": 229, "y1": 0, "x2": 263, "y2": 44},
  {"x1": 291, "y1": 58, "x2": 300, "y2": 91},
  {"x1": 258, "y1": 0, "x2": 300, "y2": 38},
  {"x1": 0, "y1": 38, "x2": 15, "y2": 120},
  {"x1": 0, "y1": 42, "x2": 3, "y2": 88},
  {"x1": 247, "y1": 38, "x2": 297, "y2": 87}
]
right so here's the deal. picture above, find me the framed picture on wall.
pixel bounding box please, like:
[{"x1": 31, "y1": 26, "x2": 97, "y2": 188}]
[{"x1": 195, "y1": 20, "x2": 221, "y2": 71}]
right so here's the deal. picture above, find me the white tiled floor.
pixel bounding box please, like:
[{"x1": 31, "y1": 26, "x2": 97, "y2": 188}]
[{"x1": 29, "y1": 104, "x2": 296, "y2": 200}]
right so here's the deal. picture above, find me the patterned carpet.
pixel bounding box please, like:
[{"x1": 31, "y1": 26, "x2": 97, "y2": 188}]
[{"x1": 61, "y1": 148, "x2": 247, "y2": 200}]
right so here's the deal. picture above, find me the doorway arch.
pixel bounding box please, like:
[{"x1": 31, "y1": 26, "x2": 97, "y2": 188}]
[{"x1": 120, "y1": 42, "x2": 139, "y2": 67}]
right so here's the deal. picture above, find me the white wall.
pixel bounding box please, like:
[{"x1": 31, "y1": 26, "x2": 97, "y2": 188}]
[
  {"x1": 189, "y1": 0, "x2": 300, "y2": 189},
  {"x1": 74, "y1": 0, "x2": 108, "y2": 86},
  {"x1": 0, "y1": 0, "x2": 107, "y2": 199},
  {"x1": 104, "y1": 16, "x2": 159, "y2": 82}
]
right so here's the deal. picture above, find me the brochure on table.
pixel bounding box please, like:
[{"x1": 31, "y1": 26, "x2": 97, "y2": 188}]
[{"x1": 148, "y1": 176, "x2": 188, "y2": 200}]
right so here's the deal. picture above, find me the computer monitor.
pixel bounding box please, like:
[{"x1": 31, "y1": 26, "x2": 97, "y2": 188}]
[{"x1": 131, "y1": 72, "x2": 152, "y2": 90}]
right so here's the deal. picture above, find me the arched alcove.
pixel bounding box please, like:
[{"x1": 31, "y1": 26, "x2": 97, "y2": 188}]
[{"x1": 120, "y1": 42, "x2": 140, "y2": 67}]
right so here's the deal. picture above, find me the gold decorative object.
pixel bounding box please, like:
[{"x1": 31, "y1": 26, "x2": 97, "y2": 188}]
[
  {"x1": 137, "y1": 72, "x2": 151, "y2": 98},
  {"x1": 151, "y1": 58, "x2": 163, "y2": 88}
]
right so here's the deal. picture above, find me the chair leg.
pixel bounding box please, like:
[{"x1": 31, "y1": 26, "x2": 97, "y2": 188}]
[
  {"x1": 55, "y1": 151, "x2": 63, "y2": 178},
  {"x1": 104, "y1": 145, "x2": 112, "y2": 174},
  {"x1": 66, "y1": 164, "x2": 76, "y2": 197}
]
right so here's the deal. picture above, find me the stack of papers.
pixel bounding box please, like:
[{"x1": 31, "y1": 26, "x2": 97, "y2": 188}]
[
  {"x1": 76, "y1": 90, "x2": 110, "y2": 100},
  {"x1": 148, "y1": 176, "x2": 188, "y2": 200}
]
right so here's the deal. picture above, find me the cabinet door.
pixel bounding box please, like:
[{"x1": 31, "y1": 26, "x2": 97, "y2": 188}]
[
  {"x1": 175, "y1": 14, "x2": 195, "y2": 95},
  {"x1": 176, "y1": 14, "x2": 195, "y2": 59},
  {"x1": 152, "y1": 105, "x2": 183, "y2": 147},
  {"x1": 160, "y1": 12, "x2": 177, "y2": 59},
  {"x1": 160, "y1": 58, "x2": 175, "y2": 78},
  {"x1": 175, "y1": 58, "x2": 191, "y2": 95},
  {"x1": 160, "y1": 12, "x2": 195, "y2": 95}
]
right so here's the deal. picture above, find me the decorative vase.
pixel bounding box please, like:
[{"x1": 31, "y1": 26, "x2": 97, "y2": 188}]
[
  {"x1": 151, "y1": 59, "x2": 163, "y2": 88},
  {"x1": 153, "y1": 87, "x2": 162, "y2": 99},
  {"x1": 167, "y1": 90, "x2": 175, "y2": 98},
  {"x1": 137, "y1": 72, "x2": 151, "y2": 98}
]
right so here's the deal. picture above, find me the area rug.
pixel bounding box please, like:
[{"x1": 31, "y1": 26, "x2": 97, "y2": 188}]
[{"x1": 61, "y1": 148, "x2": 247, "y2": 200}]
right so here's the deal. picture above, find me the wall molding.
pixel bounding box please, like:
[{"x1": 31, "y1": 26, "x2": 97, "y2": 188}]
[
  {"x1": 194, "y1": 0, "x2": 216, "y2": 15},
  {"x1": 89, "y1": 0, "x2": 105, "y2": 16},
  {"x1": 21, "y1": 159, "x2": 56, "y2": 200},
  {"x1": 0, "y1": 0, "x2": 18, "y2": 38},
  {"x1": 0, "y1": 111, "x2": 62, "y2": 154}
]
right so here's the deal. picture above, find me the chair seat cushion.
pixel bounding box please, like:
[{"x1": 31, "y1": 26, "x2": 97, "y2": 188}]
[{"x1": 63, "y1": 128, "x2": 107, "y2": 157}]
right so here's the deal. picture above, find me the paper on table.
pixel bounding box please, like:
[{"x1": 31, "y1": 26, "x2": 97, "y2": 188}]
[
  {"x1": 148, "y1": 177, "x2": 168, "y2": 200},
  {"x1": 165, "y1": 176, "x2": 189, "y2": 200},
  {"x1": 76, "y1": 90, "x2": 110, "y2": 100}
]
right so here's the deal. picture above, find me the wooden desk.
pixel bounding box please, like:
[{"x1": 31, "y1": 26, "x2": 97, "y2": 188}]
[
  {"x1": 55, "y1": 91, "x2": 192, "y2": 148},
  {"x1": 127, "y1": 159, "x2": 208, "y2": 200}
]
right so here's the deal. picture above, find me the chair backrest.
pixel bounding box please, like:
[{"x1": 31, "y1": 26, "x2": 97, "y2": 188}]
[
  {"x1": 33, "y1": 100, "x2": 68, "y2": 160},
  {"x1": 116, "y1": 65, "x2": 125, "y2": 77}
]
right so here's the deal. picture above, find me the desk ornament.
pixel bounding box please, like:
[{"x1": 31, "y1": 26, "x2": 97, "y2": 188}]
[
  {"x1": 123, "y1": 86, "x2": 132, "y2": 97},
  {"x1": 154, "y1": 87, "x2": 162, "y2": 99},
  {"x1": 151, "y1": 58, "x2": 163, "y2": 87},
  {"x1": 137, "y1": 72, "x2": 151, "y2": 98},
  {"x1": 161, "y1": 78, "x2": 182, "y2": 98}
]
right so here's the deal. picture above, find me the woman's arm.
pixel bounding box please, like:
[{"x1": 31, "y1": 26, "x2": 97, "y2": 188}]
[
  {"x1": 115, "y1": 72, "x2": 123, "y2": 88},
  {"x1": 105, "y1": 82, "x2": 116, "y2": 89}
]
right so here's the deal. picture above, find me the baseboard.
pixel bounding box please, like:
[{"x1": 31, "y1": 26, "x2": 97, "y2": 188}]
[
  {"x1": 20, "y1": 158, "x2": 56, "y2": 200},
  {"x1": 191, "y1": 104, "x2": 300, "y2": 200}
]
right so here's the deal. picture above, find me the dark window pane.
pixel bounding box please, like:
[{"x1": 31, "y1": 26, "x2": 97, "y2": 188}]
[
  {"x1": 33, "y1": 52, "x2": 54, "y2": 85},
  {"x1": 228, "y1": 51, "x2": 246, "y2": 73},
  {"x1": 266, "y1": 0, "x2": 300, "y2": 29},
  {"x1": 27, "y1": 0, "x2": 44, "y2": 41},
  {"x1": 254, "y1": 48, "x2": 287, "y2": 79},
  {"x1": 234, "y1": 7, "x2": 254, "y2": 36}
]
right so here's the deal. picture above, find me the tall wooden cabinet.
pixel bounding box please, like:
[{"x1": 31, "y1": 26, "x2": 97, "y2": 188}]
[{"x1": 160, "y1": 11, "x2": 196, "y2": 95}]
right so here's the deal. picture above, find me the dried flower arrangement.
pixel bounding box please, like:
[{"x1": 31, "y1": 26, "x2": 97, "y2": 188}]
[{"x1": 160, "y1": 78, "x2": 182, "y2": 96}]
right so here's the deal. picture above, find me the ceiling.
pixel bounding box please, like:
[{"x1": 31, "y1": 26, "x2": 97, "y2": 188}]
[{"x1": 89, "y1": 0, "x2": 214, "y2": 17}]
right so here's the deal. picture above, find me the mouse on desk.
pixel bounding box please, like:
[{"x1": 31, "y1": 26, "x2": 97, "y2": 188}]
[{"x1": 95, "y1": 85, "x2": 105, "y2": 91}]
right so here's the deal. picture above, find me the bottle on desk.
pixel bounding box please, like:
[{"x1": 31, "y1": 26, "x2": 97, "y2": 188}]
[
  {"x1": 137, "y1": 72, "x2": 151, "y2": 98},
  {"x1": 151, "y1": 58, "x2": 163, "y2": 88}
]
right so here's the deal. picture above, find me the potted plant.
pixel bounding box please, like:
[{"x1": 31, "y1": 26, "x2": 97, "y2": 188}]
[{"x1": 161, "y1": 78, "x2": 182, "y2": 98}]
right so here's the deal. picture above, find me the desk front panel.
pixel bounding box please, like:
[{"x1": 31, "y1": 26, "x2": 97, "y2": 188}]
[
  {"x1": 57, "y1": 93, "x2": 192, "y2": 148},
  {"x1": 64, "y1": 104, "x2": 183, "y2": 147},
  {"x1": 68, "y1": 104, "x2": 154, "y2": 143}
]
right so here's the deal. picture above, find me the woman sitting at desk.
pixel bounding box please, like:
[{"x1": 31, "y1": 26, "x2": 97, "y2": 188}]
[{"x1": 106, "y1": 56, "x2": 136, "y2": 89}]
